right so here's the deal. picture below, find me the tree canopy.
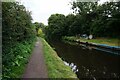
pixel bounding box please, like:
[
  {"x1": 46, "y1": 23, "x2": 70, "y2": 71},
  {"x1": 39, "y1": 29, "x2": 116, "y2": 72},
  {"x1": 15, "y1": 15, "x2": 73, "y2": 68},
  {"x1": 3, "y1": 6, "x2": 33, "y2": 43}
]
[
  {"x1": 45, "y1": 1, "x2": 120, "y2": 40},
  {"x1": 45, "y1": 14, "x2": 66, "y2": 40},
  {"x1": 71, "y1": 1, "x2": 120, "y2": 38},
  {"x1": 2, "y1": 2, "x2": 35, "y2": 44}
]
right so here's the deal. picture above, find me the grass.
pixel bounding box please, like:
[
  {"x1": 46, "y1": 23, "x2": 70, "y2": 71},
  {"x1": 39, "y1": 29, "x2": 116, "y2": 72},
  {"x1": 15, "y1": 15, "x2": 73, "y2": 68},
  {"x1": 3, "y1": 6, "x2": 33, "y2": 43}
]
[
  {"x1": 63, "y1": 36, "x2": 120, "y2": 46},
  {"x1": 40, "y1": 38, "x2": 78, "y2": 78}
]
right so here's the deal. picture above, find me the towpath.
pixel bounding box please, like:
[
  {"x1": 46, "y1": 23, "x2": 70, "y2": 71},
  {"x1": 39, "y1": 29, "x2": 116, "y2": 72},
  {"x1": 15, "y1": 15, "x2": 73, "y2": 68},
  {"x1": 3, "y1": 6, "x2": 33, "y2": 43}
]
[{"x1": 22, "y1": 38, "x2": 48, "y2": 78}]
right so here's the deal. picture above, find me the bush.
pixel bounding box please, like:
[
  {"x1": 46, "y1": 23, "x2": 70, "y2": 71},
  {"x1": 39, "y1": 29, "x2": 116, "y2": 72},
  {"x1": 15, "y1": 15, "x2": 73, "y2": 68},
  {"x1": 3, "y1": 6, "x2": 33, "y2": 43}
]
[
  {"x1": 2, "y1": 38, "x2": 36, "y2": 78},
  {"x1": 37, "y1": 28, "x2": 44, "y2": 38},
  {"x1": 2, "y1": 2, "x2": 36, "y2": 78}
]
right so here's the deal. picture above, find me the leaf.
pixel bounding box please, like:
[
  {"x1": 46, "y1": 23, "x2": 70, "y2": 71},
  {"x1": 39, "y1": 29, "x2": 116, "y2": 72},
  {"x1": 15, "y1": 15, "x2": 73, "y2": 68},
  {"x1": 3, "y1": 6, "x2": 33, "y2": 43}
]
[{"x1": 15, "y1": 60, "x2": 20, "y2": 66}]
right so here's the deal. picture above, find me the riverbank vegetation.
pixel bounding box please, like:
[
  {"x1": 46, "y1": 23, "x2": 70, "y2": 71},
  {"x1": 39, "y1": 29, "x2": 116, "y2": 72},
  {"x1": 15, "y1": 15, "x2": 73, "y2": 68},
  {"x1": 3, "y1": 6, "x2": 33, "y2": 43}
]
[
  {"x1": 45, "y1": 1, "x2": 120, "y2": 41},
  {"x1": 41, "y1": 38, "x2": 78, "y2": 78},
  {"x1": 2, "y1": 2, "x2": 36, "y2": 78},
  {"x1": 63, "y1": 36, "x2": 120, "y2": 46},
  {"x1": 2, "y1": 0, "x2": 120, "y2": 79}
]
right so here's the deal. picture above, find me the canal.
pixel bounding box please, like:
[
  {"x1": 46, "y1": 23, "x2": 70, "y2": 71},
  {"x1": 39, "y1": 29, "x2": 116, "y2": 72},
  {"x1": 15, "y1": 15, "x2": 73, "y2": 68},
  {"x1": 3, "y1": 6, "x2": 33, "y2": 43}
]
[{"x1": 48, "y1": 40, "x2": 120, "y2": 79}]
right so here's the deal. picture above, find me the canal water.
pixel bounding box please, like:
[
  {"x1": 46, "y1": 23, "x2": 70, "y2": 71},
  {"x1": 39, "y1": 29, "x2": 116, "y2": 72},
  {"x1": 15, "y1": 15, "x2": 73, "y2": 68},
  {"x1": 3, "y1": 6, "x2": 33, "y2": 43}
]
[{"x1": 48, "y1": 40, "x2": 120, "y2": 79}]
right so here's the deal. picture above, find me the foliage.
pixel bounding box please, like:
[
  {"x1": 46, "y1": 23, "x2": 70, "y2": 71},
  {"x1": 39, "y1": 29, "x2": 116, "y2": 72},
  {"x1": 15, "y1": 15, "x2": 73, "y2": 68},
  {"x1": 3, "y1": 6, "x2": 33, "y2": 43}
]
[
  {"x1": 2, "y1": 38, "x2": 36, "y2": 78},
  {"x1": 2, "y1": 2, "x2": 35, "y2": 43},
  {"x1": 38, "y1": 28, "x2": 42, "y2": 36},
  {"x1": 66, "y1": 14, "x2": 79, "y2": 36},
  {"x1": 33, "y1": 22, "x2": 46, "y2": 37},
  {"x1": 71, "y1": 2, "x2": 98, "y2": 35},
  {"x1": 45, "y1": 14, "x2": 66, "y2": 40},
  {"x1": 2, "y1": 2, "x2": 36, "y2": 78},
  {"x1": 45, "y1": 1, "x2": 120, "y2": 40},
  {"x1": 34, "y1": 22, "x2": 45, "y2": 33},
  {"x1": 71, "y1": 1, "x2": 120, "y2": 38},
  {"x1": 40, "y1": 38, "x2": 78, "y2": 78},
  {"x1": 37, "y1": 28, "x2": 45, "y2": 38}
]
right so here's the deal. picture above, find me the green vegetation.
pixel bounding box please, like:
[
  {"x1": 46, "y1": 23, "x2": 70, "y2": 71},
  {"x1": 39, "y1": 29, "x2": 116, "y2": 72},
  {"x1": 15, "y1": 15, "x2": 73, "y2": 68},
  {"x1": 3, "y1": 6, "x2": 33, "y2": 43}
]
[
  {"x1": 41, "y1": 38, "x2": 78, "y2": 78},
  {"x1": 37, "y1": 28, "x2": 45, "y2": 38},
  {"x1": 45, "y1": 1, "x2": 120, "y2": 40},
  {"x1": 2, "y1": 2, "x2": 36, "y2": 78},
  {"x1": 70, "y1": 1, "x2": 120, "y2": 38},
  {"x1": 63, "y1": 36, "x2": 120, "y2": 46},
  {"x1": 45, "y1": 14, "x2": 66, "y2": 40},
  {"x1": 33, "y1": 22, "x2": 46, "y2": 37},
  {"x1": 2, "y1": 38, "x2": 36, "y2": 78},
  {"x1": 2, "y1": 0, "x2": 120, "y2": 79}
]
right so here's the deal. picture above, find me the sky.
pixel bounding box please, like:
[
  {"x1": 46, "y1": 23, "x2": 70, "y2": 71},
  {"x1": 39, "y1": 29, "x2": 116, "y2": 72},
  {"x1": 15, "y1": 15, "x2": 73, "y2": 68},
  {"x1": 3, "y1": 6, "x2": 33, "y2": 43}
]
[
  {"x1": 19, "y1": 0, "x2": 73, "y2": 25},
  {"x1": 18, "y1": 0, "x2": 109, "y2": 25}
]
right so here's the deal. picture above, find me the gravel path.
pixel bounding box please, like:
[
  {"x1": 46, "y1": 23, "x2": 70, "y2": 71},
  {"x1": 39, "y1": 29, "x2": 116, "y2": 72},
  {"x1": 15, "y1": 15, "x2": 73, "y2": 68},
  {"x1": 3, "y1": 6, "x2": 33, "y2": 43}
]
[{"x1": 22, "y1": 38, "x2": 48, "y2": 78}]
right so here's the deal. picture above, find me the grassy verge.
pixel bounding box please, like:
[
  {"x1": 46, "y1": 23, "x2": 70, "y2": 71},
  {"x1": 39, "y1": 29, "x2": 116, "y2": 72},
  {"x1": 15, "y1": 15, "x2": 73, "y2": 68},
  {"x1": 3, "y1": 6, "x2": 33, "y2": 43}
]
[
  {"x1": 2, "y1": 37, "x2": 36, "y2": 78},
  {"x1": 63, "y1": 36, "x2": 120, "y2": 46},
  {"x1": 40, "y1": 38, "x2": 78, "y2": 78}
]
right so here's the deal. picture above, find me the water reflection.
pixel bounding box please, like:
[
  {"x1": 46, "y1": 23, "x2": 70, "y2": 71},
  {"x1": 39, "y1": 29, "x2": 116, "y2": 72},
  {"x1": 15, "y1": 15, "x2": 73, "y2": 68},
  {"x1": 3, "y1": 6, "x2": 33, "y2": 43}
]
[
  {"x1": 48, "y1": 40, "x2": 120, "y2": 79},
  {"x1": 64, "y1": 61, "x2": 78, "y2": 73}
]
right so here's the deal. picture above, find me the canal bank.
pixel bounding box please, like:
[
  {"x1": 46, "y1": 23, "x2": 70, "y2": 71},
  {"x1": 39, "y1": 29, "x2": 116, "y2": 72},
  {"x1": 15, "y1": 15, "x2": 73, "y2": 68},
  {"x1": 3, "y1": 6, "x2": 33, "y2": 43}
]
[
  {"x1": 63, "y1": 36, "x2": 120, "y2": 55},
  {"x1": 63, "y1": 36, "x2": 120, "y2": 46},
  {"x1": 40, "y1": 38, "x2": 78, "y2": 78},
  {"x1": 48, "y1": 39, "x2": 120, "y2": 79}
]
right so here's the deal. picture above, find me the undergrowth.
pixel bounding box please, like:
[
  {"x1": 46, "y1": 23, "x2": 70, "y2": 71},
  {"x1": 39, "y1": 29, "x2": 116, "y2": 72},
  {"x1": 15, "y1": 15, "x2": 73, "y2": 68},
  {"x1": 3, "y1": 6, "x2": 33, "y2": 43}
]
[{"x1": 2, "y1": 37, "x2": 36, "y2": 78}]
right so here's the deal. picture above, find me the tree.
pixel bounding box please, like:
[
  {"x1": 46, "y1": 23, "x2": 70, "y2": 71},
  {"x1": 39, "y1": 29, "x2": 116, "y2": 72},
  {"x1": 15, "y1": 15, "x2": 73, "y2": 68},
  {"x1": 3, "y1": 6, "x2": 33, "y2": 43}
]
[
  {"x1": 91, "y1": 2, "x2": 120, "y2": 38},
  {"x1": 2, "y1": 2, "x2": 36, "y2": 78},
  {"x1": 2, "y1": 2, "x2": 35, "y2": 43},
  {"x1": 71, "y1": 2, "x2": 98, "y2": 35},
  {"x1": 46, "y1": 14, "x2": 66, "y2": 40},
  {"x1": 71, "y1": 1, "x2": 120, "y2": 38},
  {"x1": 65, "y1": 14, "x2": 77, "y2": 35},
  {"x1": 34, "y1": 22, "x2": 46, "y2": 36}
]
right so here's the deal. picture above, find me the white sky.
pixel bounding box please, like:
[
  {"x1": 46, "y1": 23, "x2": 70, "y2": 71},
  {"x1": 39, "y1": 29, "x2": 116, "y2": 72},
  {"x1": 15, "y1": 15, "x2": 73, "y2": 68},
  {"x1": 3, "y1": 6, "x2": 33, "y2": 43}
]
[
  {"x1": 18, "y1": 0, "x2": 109, "y2": 25},
  {"x1": 19, "y1": 0, "x2": 73, "y2": 25}
]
